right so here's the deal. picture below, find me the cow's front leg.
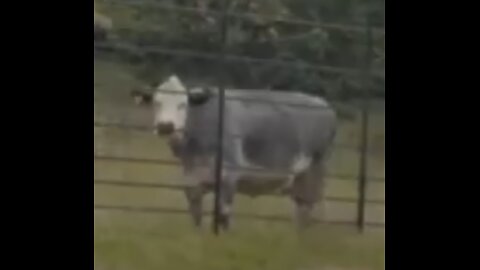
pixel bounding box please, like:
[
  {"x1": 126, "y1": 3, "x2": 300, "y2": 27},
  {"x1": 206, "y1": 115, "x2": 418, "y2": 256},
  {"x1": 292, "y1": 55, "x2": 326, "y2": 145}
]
[{"x1": 184, "y1": 186, "x2": 204, "y2": 228}]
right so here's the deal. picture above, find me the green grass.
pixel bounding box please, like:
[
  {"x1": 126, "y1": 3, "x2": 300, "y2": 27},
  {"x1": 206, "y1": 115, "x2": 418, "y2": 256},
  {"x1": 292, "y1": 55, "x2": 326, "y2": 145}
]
[
  {"x1": 95, "y1": 213, "x2": 384, "y2": 270},
  {"x1": 94, "y1": 59, "x2": 385, "y2": 270}
]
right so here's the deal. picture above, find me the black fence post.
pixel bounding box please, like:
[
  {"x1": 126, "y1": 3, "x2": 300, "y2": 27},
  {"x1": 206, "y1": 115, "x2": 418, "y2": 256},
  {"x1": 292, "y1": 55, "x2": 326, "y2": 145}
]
[
  {"x1": 356, "y1": 14, "x2": 374, "y2": 233},
  {"x1": 212, "y1": 0, "x2": 231, "y2": 235}
]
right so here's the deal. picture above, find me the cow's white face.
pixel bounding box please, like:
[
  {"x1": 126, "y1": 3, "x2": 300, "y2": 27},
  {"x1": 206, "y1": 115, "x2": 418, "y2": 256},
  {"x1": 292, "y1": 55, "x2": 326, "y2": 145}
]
[
  {"x1": 151, "y1": 75, "x2": 188, "y2": 135},
  {"x1": 132, "y1": 74, "x2": 212, "y2": 136},
  {"x1": 131, "y1": 75, "x2": 188, "y2": 136}
]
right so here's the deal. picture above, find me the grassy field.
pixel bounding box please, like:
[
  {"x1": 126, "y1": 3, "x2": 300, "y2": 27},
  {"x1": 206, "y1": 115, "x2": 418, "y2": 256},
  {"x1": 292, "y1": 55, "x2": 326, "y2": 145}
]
[
  {"x1": 95, "y1": 213, "x2": 384, "y2": 270},
  {"x1": 94, "y1": 58, "x2": 385, "y2": 270}
]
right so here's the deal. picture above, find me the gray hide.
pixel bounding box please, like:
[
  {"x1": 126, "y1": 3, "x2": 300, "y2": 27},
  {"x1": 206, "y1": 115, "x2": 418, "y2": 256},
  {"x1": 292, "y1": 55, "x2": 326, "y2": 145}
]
[{"x1": 176, "y1": 88, "x2": 337, "y2": 229}]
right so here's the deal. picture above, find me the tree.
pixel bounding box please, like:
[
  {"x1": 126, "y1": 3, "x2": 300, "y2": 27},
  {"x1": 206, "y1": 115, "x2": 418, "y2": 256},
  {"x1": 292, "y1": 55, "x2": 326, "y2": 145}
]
[{"x1": 94, "y1": 0, "x2": 384, "y2": 99}]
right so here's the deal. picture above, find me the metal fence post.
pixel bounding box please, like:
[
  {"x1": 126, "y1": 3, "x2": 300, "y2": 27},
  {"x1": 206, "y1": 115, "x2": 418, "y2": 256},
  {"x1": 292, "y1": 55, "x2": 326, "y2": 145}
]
[
  {"x1": 356, "y1": 14, "x2": 373, "y2": 233},
  {"x1": 212, "y1": 0, "x2": 231, "y2": 235}
]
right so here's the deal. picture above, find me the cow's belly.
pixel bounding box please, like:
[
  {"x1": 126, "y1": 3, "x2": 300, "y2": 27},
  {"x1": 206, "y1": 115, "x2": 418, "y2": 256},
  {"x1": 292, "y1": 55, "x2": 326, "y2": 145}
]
[
  {"x1": 185, "y1": 167, "x2": 294, "y2": 196},
  {"x1": 236, "y1": 175, "x2": 291, "y2": 196}
]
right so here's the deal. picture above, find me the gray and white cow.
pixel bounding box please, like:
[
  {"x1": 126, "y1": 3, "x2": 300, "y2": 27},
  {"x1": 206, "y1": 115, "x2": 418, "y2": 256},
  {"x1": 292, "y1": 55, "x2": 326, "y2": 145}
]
[{"x1": 131, "y1": 75, "x2": 337, "y2": 229}]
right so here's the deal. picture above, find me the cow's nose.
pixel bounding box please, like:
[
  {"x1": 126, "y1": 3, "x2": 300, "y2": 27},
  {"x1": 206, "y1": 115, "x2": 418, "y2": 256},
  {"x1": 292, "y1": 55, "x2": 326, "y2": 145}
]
[{"x1": 155, "y1": 122, "x2": 174, "y2": 135}]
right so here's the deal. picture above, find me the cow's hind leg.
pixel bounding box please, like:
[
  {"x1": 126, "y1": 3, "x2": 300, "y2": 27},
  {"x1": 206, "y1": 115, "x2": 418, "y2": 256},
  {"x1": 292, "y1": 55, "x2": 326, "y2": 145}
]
[
  {"x1": 291, "y1": 159, "x2": 327, "y2": 229},
  {"x1": 184, "y1": 186, "x2": 204, "y2": 228},
  {"x1": 291, "y1": 171, "x2": 316, "y2": 229},
  {"x1": 293, "y1": 198, "x2": 315, "y2": 229}
]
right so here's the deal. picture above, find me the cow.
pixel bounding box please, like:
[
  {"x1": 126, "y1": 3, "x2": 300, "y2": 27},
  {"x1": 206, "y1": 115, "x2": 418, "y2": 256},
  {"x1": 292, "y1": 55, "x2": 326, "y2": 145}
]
[{"x1": 131, "y1": 75, "x2": 337, "y2": 230}]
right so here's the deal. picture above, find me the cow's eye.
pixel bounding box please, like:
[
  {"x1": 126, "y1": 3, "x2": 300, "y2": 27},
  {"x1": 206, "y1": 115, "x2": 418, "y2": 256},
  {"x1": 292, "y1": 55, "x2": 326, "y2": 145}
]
[{"x1": 177, "y1": 102, "x2": 186, "y2": 110}]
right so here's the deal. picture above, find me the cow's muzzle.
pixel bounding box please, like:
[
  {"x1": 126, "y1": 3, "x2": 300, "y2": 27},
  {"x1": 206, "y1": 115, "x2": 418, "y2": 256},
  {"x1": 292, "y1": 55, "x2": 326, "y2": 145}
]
[{"x1": 155, "y1": 122, "x2": 174, "y2": 135}]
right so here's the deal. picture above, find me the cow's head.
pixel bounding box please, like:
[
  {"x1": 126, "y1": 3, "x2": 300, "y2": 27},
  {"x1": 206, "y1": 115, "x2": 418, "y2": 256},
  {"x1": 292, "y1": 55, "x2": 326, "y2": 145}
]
[{"x1": 131, "y1": 75, "x2": 212, "y2": 136}]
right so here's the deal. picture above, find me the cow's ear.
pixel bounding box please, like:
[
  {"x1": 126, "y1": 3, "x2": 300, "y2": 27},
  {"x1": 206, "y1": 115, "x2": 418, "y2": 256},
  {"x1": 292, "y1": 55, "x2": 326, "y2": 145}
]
[
  {"x1": 130, "y1": 89, "x2": 153, "y2": 105},
  {"x1": 188, "y1": 87, "x2": 212, "y2": 106}
]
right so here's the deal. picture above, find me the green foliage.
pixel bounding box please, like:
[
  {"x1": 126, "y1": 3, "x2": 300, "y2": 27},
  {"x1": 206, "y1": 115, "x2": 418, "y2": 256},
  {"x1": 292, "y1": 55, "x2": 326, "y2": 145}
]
[{"x1": 95, "y1": 0, "x2": 384, "y2": 100}]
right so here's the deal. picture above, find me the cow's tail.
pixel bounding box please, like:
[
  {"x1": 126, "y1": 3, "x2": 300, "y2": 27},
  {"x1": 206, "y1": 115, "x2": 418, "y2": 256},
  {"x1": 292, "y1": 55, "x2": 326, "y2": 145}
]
[
  {"x1": 326, "y1": 125, "x2": 337, "y2": 157},
  {"x1": 324, "y1": 110, "x2": 338, "y2": 161},
  {"x1": 313, "y1": 121, "x2": 337, "y2": 165}
]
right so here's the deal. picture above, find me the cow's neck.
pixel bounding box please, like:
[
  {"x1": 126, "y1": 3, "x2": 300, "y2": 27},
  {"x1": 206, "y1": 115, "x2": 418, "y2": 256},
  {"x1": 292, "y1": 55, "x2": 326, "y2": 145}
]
[{"x1": 167, "y1": 131, "x2": 186, "y2": 158}]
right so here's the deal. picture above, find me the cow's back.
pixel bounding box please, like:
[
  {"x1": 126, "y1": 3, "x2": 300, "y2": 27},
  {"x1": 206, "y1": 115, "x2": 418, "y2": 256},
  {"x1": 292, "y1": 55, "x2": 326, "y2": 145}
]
[
  {"x1": 227, "y1": 90, "x2": 335, "y2": 168},
  {"x1": 184, "y1": 89, "x2": 336, "y2": 170}
]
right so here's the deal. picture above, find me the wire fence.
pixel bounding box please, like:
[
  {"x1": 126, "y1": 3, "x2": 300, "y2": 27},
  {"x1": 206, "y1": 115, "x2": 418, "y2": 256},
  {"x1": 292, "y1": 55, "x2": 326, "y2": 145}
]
[
  {"x1": 94, "y1": 204, "x2": 385, "y2": 228},
  {"x1": 94, "y1": 0, "x2": 385, "y2": 233},
  {"x1": 98, "y1": 0, "x2": 386, "y2": 34},
  {"x1": 94, "y1": 118, "x2": 385, "y2": 228},
  {"x1": 95, "y1": 41, "x2": 385, "y2": 78},
  {"x1": 94, "y1": 120, "x2": 383, "y2": 160},
  {"x1": 94, "y1": 147, "x2": 385, "y2": 183},
  {"x1": 94, "y1": 178, "x2": 385, "y2": 205}
]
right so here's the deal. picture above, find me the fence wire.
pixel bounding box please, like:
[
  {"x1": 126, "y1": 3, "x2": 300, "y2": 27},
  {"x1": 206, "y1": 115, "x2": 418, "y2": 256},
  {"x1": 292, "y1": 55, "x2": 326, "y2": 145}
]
[
  {"x1": 94, "y1": 204, "x2": 385, "y2": 228},
  {"x1": 94, "y1": 178, "x2": 385, "y2": 205},
  {"x1": 95, "y1": 41, "x2": 385, "y2": 79},
  {"x1": 94, "y1": 152, "x2": 385, "y2": 183},
  {"x1": 98, "y1": 0, "x2": 385, "y2": 35},
  {"x1": 93, "y1": 120, "x2": 375, "y2": 153}
]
